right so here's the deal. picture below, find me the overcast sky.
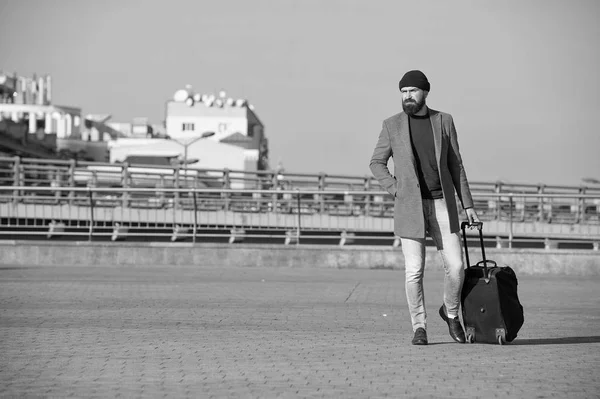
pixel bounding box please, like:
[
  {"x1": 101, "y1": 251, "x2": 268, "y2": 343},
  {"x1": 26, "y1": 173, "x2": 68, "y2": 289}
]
[{"x1": 1, "y1": 0, "x2": 599, "y2": 185}]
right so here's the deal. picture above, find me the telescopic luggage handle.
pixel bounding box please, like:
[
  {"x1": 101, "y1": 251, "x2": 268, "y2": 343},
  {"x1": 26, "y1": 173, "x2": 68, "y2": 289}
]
[{"x1": 460, "y1": 221, "x2": 491, "y2": 279}]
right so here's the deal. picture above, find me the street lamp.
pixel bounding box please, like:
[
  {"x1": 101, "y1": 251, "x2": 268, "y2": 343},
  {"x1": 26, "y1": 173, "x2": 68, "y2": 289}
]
[{"x1": 169, "y1": 131, "x2": 215, "y2": 166}]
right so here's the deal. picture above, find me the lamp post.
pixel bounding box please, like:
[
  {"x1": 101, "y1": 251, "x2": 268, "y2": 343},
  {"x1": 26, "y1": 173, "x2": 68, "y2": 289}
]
[
  {"x1": 169, "y1": 131, "x2": 215, "y2": 166},
  {"x1": 168, "y1": 131, "x2": 215, "y2": 211}
]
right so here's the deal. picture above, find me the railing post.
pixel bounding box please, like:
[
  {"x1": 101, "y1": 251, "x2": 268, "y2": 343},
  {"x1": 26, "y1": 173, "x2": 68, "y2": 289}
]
[
  {"x1": 11, "y1": 156, "x2": 19, "y2": 185},
  {"x1": 508, "y1": 195, "x2": 514, "y2": 248},
  {"x1": 192, "y1": 189, "x2": 198, "y2": 244},
  {"x1": 88, "y1": 187, "x2": 94, "y2": 241},
  {"x1": 296, "y1": 188, "x2": 301, "y2": 245},
  {"x1": 271, "y1": 171, "x2": 278, "y2": 212},
  {"x1": 88, "y1": 170, "x2": 98, "y2": 188},
  {"x1": 577, "y1": 186, "x2": 585, "y2": 223},
  {"x1": 223, "y1": 169, "x2": 230, "y2": 211},
  {"x1": 363, "y1": 176, "x2": 371, "y2": 216},
  {"x1": 318, "y1": 173, "x2": 326, "y2": 214},
  {"x1": 121, "y1": 162, "x2": 129, "y2": 208},
  {"x1": 537, "y1": 184, "x2": 545, "y2": 222},
  {"x1": 52, "y1": 167, "x2": 61, "y2": 204},
  {"x1": 173, "y1": 165, "x2": 181, "y2": 209},
  {"x1": 157, "y1": 175, "x2": 166, "y2": 207},
  {"x1": 12, "y1": 156, "x2": 21, "y2": 204},
  {"x1": 519, "y1": 194, "x2": 526, "y2": 222},
  {"x1": 494, "y1": 181, "x2": 501, "y2": 221},
  {"x1": 68, "y1": 159, "x2": 76, "y2": 206}
]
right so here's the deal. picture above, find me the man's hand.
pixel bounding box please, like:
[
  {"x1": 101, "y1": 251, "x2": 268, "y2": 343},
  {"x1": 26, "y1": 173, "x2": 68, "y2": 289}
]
[{"x1": 465, "y1": 208, "x2": 481, "y2": 229}]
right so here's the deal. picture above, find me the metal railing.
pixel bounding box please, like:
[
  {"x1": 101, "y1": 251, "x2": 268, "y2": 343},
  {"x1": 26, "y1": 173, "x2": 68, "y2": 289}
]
[
  {"x1": 1, "y1": 186, "x2": 599, "y2": 249},
  {"x1": 2, "y1": 155, "x2": 600, "y2": 199}
]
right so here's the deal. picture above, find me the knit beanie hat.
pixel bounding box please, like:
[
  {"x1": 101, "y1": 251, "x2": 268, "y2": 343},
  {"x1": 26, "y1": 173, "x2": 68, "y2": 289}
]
[{"x1": 398, "y1": 70, "x2": 430, "y2": 92}]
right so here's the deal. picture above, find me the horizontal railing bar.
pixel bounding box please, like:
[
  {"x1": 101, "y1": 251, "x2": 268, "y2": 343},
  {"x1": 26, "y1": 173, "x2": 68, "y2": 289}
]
[
  {"x1": 1, "y1": 230, "x2": 597, "y2": 245},
  {"x1": 3, "y1": 156, "x2": 600, "y2": 192},
  {"x1": 2, "y1": 186, "x2": 600, "y2": 199}
]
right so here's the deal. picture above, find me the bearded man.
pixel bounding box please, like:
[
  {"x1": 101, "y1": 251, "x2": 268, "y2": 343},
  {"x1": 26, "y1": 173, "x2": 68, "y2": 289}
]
[{"x1": 369, "y1": 70, "x2": 480, "y2": 345}]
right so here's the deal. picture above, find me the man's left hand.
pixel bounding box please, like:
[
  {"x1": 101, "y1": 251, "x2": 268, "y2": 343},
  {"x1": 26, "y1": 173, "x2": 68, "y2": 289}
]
[{"x1": 465, "y1": 208, "x2": 481, "y2": 229}]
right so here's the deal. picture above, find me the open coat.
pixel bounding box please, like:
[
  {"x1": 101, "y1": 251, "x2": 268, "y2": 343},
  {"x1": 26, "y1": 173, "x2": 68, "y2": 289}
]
[{"x1": 369, "y1": 109, "x2": 474, "y2": 239}]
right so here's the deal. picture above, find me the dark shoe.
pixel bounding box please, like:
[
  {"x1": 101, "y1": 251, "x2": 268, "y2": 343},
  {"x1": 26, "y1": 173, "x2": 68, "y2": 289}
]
[
  {"x1": 412, "y1": 327, "x2": 428, "y2": 345},
  {"x1": 439, "y1": 305, "x2": 466, "y2": 343}
]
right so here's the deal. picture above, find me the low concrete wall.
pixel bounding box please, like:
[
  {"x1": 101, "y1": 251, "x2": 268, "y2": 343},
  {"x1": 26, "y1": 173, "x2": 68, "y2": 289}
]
[{"x1": 1, "y1": 240, "x2": 599, "y2": 275}]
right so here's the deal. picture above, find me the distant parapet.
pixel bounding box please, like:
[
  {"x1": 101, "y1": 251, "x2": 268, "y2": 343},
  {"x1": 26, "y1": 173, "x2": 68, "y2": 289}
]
[
  {"x1": 0, "y1": 72, "x2": 52, "y2": 105},
  {"x1": 85, "y1": 114, "x2": 112, "y2": 123},
  {"x1": 171, "y1": 86, "x2": 252, "y2": 109}
]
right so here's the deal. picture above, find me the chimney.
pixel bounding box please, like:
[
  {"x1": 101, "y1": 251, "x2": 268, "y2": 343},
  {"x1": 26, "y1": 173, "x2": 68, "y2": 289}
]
[
  {"x1": 38, "y1": 76, "x2": 45, "y2": 105},
  {"x1": 46, "y1": 75, "x2": 52, "y2": 104}
]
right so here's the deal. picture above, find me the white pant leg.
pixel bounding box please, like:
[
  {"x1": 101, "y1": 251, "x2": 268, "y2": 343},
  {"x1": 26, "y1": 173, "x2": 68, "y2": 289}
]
[
  {"x1": 427, "y1": 199, "x2": 465, "y2": 317},
  {"x1": 400, "y1": 236, "x2": 427, "y2": 331}
]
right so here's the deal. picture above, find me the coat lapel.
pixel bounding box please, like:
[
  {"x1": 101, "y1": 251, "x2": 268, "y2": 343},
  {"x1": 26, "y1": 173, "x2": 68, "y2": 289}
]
[
  {"x1": 429, "y1": 109, "x2": 442, "y2": 168},
  {"x1": 396, "y1": 112, "x2": 417, "y2": 169}
]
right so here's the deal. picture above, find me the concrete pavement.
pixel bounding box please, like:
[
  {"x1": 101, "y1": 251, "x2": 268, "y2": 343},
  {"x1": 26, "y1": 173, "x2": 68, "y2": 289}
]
[{"x1": 1, "y1": 265, "x2": 599, "y2": 398}]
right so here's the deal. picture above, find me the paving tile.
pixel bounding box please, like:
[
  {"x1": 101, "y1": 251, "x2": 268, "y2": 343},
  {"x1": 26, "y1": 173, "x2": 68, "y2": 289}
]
[{"x1": 0, "y1": 265, "x2": 599, "y2": 398}]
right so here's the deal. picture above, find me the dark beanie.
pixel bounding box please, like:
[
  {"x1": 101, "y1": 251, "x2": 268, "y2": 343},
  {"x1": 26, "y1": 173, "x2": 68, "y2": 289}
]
[{"x1": 398, "y1": 70, "x2": 430, "y2": 92}]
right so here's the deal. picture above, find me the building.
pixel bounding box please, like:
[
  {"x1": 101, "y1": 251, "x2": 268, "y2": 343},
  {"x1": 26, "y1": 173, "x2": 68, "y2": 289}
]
[
  {"x1": 60, "y1": 114, "x2": 167, "y2": 161},
  {"x1": 165, "y1": 87, "x2": 269, "y2": 171},
  {"x1": 85, "y1": 116, "x2": 166, "y2": 141},
  {"x1": 0, "y1": 71, "x2": 271, "y2": 178},
  {"x1": 0, "y1": 71, "x2": 82, "y2": 158},
  {"x1": 0, "y1": 70, "x2": 160, "y2": 162},
  {"x1": 109, "y1": 86, "x2": 270, "y2": 185}
]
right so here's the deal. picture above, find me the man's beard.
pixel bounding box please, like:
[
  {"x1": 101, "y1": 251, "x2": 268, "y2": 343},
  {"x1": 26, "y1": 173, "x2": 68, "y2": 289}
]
[{"x1": 402, "y1": 97, "x2": 426, "y2": 116}]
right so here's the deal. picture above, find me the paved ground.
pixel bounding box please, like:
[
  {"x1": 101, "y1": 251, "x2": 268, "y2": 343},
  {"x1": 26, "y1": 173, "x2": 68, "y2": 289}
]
[{"x1": 1, "y1": 264, "x2": 599, "y2": 399}]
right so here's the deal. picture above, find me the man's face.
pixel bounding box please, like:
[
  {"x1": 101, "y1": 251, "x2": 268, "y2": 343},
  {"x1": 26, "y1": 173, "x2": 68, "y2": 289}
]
[{"x1": 401, "y1": 87, "x2": 428, "y2": 115}]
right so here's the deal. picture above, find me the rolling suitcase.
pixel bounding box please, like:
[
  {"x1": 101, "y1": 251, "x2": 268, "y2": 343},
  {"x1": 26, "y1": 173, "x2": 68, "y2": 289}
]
[{"x1": 460, "y1": 222, "x2": 524, "y2": 344}]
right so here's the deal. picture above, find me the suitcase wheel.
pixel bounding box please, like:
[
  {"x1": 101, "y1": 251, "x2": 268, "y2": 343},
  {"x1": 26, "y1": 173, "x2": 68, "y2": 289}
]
[
  {"x1": 496, "y1": 328, "x2": 506, "y2": 345},
  {"x1": 466, "y1": 327, "x2": 476, "y2": 344}
]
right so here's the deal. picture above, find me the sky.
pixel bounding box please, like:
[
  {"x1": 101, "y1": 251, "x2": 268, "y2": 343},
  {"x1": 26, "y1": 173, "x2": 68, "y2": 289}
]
[{"x1": 1, "y1": 0, "x2": 599, "y2": 185}]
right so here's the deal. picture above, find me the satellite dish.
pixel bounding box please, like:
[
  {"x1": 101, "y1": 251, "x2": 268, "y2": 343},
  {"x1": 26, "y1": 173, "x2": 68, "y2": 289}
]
[
  {"x1": 173, "y1": 89, "x2": 189, "y2": 102},
  {"x1": 204, "y1": 94, "x2": 215, "y2": 107},
  {"x1": 193, "y1": 93, "x2": 201, "y2": 102},
  {"x1": 218, "y1": 90, "x2": 226, "y2": 98},
  {"x1": 226, "y1": 98, "x2": 234, "y2": 106},
  {"x1": 235, "y1": 99, "x2": 246, "y2": 107},
  {"x1": 185, "y1": 97, "x2": 195, "y2": 107},
  {"x1": 215, "y1": 99, "x2": 223, "y2": 108}
]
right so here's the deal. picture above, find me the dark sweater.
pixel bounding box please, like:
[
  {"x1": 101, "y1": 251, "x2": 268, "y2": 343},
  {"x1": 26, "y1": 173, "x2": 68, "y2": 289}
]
[{"x1": 409, "y1": 113, "x2": 443, "y2": 199}]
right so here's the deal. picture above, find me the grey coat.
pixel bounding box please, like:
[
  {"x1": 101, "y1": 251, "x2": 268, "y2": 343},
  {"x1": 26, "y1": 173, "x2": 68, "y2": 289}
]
[{"x1": 369, "y1": 109, "x2": 474, "y2": 238}]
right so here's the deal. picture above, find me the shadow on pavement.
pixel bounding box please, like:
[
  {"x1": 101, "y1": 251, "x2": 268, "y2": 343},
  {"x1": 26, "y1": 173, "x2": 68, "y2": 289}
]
[{"x1": 511, "y1": 336, "x2": 600, "y2": 345}]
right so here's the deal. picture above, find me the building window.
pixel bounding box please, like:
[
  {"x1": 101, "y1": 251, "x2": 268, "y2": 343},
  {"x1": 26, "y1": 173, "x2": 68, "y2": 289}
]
[{"x1": 182, "y1": 123, "x2": 195, "y2": 131}]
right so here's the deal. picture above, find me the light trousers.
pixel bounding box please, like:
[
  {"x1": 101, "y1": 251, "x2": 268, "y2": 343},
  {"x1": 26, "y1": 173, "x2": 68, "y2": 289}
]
[{"x1": 400, "y1": 198, "x2": 465, "y2": 331}]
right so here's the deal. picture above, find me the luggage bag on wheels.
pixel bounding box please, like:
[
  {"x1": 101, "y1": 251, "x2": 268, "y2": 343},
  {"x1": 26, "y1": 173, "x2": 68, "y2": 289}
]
[{"x1": 460, "y1": 222, "x2": 524, "y2": 344}]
